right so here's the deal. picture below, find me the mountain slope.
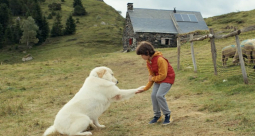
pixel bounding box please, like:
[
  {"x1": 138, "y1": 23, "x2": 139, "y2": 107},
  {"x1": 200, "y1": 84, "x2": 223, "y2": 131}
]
[
  {"x1": 205, "y1": 9, "x2": 255, "y2": 31},
  {"x1": 0, "y1": 0, "x2": 125, "y2": 63}
]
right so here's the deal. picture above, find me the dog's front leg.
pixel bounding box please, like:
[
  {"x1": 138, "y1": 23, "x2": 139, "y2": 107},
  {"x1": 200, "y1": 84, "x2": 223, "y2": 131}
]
[
  {"x1": 115, "y1": 86, "x2": 146, "y2": 101},
  {"x1": 93, "y1": 118, "x2": 105, "y2": 128},
  {"x1": 89, "y1": 120, "x2": 97, "y2": 129}
]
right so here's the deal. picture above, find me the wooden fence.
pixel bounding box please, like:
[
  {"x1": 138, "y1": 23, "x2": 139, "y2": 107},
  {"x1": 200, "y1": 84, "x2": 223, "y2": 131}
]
[{"x1": 177, "y1": 25, "x2": 255, "y2": 84}]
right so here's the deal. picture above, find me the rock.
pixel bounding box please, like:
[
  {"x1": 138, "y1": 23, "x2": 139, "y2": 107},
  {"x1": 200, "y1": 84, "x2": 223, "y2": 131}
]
[{"x1": 22, "y1": 54, "x2": 33, "y2": 62}]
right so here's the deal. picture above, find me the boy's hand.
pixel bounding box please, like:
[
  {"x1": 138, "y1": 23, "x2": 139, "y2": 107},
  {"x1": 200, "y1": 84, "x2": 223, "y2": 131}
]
[{"x1": 135, "y1": 89, "x2": 144, "y2": 94}]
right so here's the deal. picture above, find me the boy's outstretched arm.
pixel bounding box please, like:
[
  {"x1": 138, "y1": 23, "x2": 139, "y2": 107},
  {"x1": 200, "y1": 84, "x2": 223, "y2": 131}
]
[{"x1": 135, "y1": 81, "x2": 153, "y2": 94}]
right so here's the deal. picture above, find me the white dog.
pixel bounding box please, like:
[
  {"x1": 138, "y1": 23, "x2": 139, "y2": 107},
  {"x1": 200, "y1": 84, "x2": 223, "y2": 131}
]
[{"x1": 43, "y1": 66, "x2": 144, "y2": 136}]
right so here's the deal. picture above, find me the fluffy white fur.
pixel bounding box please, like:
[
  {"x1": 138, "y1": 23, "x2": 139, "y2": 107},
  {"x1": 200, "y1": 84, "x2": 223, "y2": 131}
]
[{"x1": 43, "y1": 66, "x2": 144, "y2": 136}]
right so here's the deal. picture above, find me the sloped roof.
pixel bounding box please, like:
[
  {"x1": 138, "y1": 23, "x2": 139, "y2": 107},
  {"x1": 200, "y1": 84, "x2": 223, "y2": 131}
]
[{"x1": 128, "y1": 8, "x2": 209, "y2": 34}]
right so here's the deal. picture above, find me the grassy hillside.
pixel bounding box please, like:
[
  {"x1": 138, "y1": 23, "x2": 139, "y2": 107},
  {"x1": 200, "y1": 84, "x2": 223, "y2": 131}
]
[
  {"x1": 0, "y1": 0, "x2": 124, "y2": 64},
  {"x1": 205, "y1": 9, "x2": 255, "y2": 31},
  {"x1": 1, "y1": 2, "x2": 255, "y2": 136}
]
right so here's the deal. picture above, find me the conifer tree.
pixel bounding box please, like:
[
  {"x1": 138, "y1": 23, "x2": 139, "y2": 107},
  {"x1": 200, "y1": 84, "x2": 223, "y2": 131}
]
[
  {"x1": 0, "y1": 3, "x2": 12, "y2": 32},
  {"x1": 73, "y1": 0, "x2": 87, "y2": 16},
  {"x1": 20, "y1": 16, "x2": 39, "y2": 48},
  {"x1": 64, "y1": 15, "x2": 76, "y2": 35},
  {"x1": 50, "y1": 13, "x2": 63, "y2": 37},
  {"x1": 0, "y1": 0, "x2": 9, "y2": 6},
  {"x1": 4, "y1": 26, "x2": 14, "y2": 45},
  {"x1": 9, "y1": 0, "x2": 23, "y2": 16},
  {"x1": 32, "y1": 2, "x2": 43, "y2": 23},
  {"x1": 73, "y1": 5, "x2": 87, "y2": 16},
  {"x1": 31, "y1": 2, "x2": 49, "y2": 45},
  {"x1": 73, "y1": 0, "x2": 82, "y2": 8},
  {"x1": 13, "y1": 19, "x2": 23, "y2": 44},
  {"x1": 0, "y1": 23, "x2": 4, "y2": 48},
  {"x1": 39, "y1": 16, "x2": 49, "y2": 43}
]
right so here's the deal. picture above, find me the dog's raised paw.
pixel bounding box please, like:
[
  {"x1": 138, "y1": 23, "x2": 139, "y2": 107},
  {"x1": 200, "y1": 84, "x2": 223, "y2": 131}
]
[{"x1": 137, "y1": 86, "x2": 146, "y2": 90}]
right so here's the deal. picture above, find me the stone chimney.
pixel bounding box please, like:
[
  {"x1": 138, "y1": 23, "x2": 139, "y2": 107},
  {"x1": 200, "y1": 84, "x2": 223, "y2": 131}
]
[{"x1": 127, "y1": 3, "x2": 133, "y2": 10}]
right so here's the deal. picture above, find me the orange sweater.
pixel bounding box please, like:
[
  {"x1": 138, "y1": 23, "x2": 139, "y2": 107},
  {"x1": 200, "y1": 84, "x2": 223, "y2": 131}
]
[{"x1": 143, "y1": 52, "x2": 169, "y2": 91}]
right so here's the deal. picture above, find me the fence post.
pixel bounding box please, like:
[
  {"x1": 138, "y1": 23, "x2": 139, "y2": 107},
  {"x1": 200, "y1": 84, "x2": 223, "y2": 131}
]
[
  {"x1": 235, "y1": 32, "x2": 248, "y2": 84},
  {"x1": 177, "y1": 36, "x2": 181, "y2": 70},
  {"x1": 190, "y1": 34, "x2": 197, "y2": 73},
  {"x1": 209, "y1": 28, "x2": 218, "y2": 75}
]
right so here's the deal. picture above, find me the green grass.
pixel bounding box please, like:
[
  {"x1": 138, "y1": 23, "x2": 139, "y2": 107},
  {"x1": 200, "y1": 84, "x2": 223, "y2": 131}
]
[{"x1": 2, "y1": 38, "x2": 255, "y2": 135}]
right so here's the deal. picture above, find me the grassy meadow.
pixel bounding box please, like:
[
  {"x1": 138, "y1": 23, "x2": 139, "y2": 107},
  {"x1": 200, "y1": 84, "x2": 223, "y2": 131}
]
[
  {"x1": 1, "y1": 35, "x2": 255, "y2": 135},
  {"x1": 1, "y1": 1, "x2": 255, "y2": 136}
]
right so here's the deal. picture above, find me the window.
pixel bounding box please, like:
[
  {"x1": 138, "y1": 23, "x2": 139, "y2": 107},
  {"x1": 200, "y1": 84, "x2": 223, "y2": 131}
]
[{"x1": 161, "y1": 38, "x2": 171, "y2": 45}]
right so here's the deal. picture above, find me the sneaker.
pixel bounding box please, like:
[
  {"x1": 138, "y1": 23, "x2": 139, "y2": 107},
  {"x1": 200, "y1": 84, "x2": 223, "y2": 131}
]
[
  {"x1": 149, "y1": 116, "x2": 160, "y2": 124},
  {"x1": 162, "y1": 114, "x2": 172, "y2": 125}
]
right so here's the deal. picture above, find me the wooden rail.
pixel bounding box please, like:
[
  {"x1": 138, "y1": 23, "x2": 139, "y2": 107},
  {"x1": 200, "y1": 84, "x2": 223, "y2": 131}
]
[{"x1": 178, "y1": 24, "x2": 255, "y2": 84}]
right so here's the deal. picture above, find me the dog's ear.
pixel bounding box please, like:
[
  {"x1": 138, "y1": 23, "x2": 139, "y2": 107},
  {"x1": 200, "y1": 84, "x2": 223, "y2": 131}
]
[{"x1": 97, "y1": 69, "x2": 106, "y2": 78}]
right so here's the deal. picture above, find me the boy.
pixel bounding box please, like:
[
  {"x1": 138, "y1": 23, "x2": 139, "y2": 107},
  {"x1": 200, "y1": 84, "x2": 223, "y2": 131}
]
[{"x1": 135, "y1": 41, "x2": 175, "y2": 125}]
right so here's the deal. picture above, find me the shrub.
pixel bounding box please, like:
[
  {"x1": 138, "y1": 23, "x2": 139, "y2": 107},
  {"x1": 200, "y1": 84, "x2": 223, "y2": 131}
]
[
  {"x1": 51, "y1": 11, "x2": 56, "y2": 16},
  {"x1": 76, "y1": 18, "x2": 80, "y2": 23},
  {"x1": 235, "y1": 19, "x2": 245, "y2": 24},
  {"x1": 48, "y1": 3, "x2": 61, "y2": 11},
  {"x1": 47, "y1": 14, "x2": 53, "y2": 19}
]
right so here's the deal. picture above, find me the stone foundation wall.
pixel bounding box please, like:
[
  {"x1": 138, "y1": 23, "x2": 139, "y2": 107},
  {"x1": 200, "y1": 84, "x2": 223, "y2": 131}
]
[{"x1": 135, "y1": 32, "x2": 177, "y2": 48}]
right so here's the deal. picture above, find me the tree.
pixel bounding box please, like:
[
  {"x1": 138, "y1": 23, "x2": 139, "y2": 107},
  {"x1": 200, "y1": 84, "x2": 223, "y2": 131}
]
[
  {"x1": 0, "y1": 3, "x2": 12, "y2": 31},
  {"x1": 73, "y1": 0, "x2": 87, "y2": 16},
  {"x1": 47, "y1": 13, "x2": 53, "y2": 19},
  {"x1": 13, "y1": 19, "x2": 23, "y2": 44},
  {"x1": 0, "y1": 23, "x2": 4, "y2": 48},
  {"x1": 4, "y1": 25, "x2": 14, "y2": 45},
  {"x1": 31, "y1": 2, "x2": 49, "y2": 45},
  {"x1": 73, "y1": 0, "x2": 82, "y2": 8},
  {"x1": 20, "y1": 16, "x2": 39, "y2": 48},
  {"x1": 64, "y1": 14, "x2": 76, "y2": 35},
  {"x1": 9, "y1": 0, "x2": 23, "y2": 16},
  {"x1": 50, "y1": 13, "x2": 63, "y2": 37},
  {"x1": 38, "y1": 0, "x2": 46, "y2": 2},
  {"x1": 38, "y1": 16, "x2": 49, "y2": 44},
  {"x1": 0, "y1": 0, "x2": 9, "y2": 6},
  {"x1": 31, "y1": 2, "x2": 43, "y2": 22},
  {"x1": 48, "y1": 2, "x2": 61, "y2": 11},
  {"x1": 73, "y1": 5, "x2": 87, "y2": 16}
]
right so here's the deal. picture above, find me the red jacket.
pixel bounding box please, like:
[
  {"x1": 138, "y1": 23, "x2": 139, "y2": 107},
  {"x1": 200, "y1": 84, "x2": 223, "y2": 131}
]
[
  {"x1": 147, "y1": 55, "x2": 175, "y2": 84},
  {"x1": 143, "y1": 52, "x2": 175, "y2": 91}
]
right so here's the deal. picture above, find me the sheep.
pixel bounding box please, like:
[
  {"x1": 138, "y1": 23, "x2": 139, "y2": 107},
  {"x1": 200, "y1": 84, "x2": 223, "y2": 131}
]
[
  {"x1": 232, "y1": 39, "x2": 255, "y2": 64},
  {"x1": 222, "y1": 45, "x2": 236, "y2": 67}
]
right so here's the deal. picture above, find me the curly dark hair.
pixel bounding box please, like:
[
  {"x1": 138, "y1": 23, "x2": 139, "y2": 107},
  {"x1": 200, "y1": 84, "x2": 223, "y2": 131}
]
[{"x1": 135, "y1": 41, "x2": 155, "y2": 56}]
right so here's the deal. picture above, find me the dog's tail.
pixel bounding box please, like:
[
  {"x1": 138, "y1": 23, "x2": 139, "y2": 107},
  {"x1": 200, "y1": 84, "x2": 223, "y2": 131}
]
[{"x1": 43, "y1": 125, "x2": 56, "y2": 136}]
